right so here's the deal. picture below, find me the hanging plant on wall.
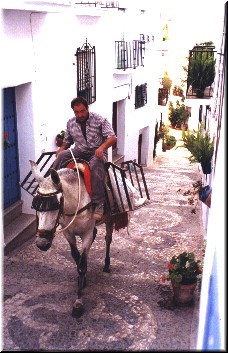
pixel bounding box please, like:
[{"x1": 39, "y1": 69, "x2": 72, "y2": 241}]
[{"x1": 178, "y1": 124, "x2": 214, "y2": 174}]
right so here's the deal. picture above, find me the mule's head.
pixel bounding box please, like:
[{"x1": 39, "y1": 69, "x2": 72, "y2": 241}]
[{"x1": 30, "y1": 160, "x2": 63, "y2": 251}]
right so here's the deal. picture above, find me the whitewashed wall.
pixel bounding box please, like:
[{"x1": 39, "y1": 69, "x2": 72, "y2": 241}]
[{"x1": 2, "y1": 5, "x2": 162, "y2": 213}]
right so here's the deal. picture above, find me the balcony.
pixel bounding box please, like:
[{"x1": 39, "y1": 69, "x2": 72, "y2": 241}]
[{"x1": 115, "y1": 40, "x2": 145, "y2": 72}]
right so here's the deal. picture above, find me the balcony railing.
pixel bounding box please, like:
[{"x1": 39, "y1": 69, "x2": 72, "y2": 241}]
[{"x1": 115, "y1": 40, "x2": 144, "y2": 71}]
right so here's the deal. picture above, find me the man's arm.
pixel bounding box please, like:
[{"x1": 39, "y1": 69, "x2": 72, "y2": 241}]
[
  {"x1": 95, "y1": 136, "x2": 117, "y2": 160},
  {"x1": 56, "y1": 141, "x2": 71, "y2": 157}
]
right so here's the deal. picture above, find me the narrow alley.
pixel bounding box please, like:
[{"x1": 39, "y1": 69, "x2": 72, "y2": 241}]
[{"x1": 3, "y1": 130, "x2": 206, "y2": 351}]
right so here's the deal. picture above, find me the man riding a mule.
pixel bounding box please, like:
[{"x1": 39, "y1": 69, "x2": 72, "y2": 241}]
[{"x1": 52, "y1": 96, "x2": 117, "y2": 221}]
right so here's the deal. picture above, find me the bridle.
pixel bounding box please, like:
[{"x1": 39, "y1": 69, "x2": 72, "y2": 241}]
[{"x1": 32, "y1": 188, "x2": 92, "y2": 236}]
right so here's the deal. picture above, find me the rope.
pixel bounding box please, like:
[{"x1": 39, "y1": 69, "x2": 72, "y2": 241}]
[{"x1": 55, "y1": 147, "x2": 82, "y2": 234}]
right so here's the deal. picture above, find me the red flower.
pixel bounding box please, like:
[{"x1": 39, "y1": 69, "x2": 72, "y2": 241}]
[
  {"x1": 167, "y1": 263, "x2": 173, "y2": 269},
  {"x1": 161, "y1": 274, "x2": 167, "y2": 283}
]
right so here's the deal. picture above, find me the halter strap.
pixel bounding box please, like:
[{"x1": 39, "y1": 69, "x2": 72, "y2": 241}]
[{"x1": 64, "y1": 201, "x2": 92, "y2": 217}]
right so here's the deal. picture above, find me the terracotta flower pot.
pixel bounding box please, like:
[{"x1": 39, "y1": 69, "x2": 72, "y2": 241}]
[{"x1": 171, "y1": 281, "x2": 197, "y2": 306}]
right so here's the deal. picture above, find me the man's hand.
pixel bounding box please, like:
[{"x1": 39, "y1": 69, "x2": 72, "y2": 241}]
[
  {"x1": 95, "y1": 146, "x2": 105, "y2": 160},
  {"x1": 55, "y1": 142, "x2": 70, "y2": 156},
  {"x1": 95, "y1": 136, "x2": 117, "y2": 160}
]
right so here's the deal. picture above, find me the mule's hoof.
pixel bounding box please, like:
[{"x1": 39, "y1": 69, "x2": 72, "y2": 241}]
[
  {"x1": 35, "y1": 238, "x2": 52, "y2": 251},
  {"x1": 103, "y1": 266, "x2": 111, "y2": 273},
  {"x1": 72, "y1": 304, "x2": 84, "y2": 318}
]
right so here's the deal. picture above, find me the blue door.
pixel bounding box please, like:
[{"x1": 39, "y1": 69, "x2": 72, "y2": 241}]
[{"x1": 3, "y1": 87, "x2": 21, "y2": 209}]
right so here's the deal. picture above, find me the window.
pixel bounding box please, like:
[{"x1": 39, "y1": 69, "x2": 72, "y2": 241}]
[
  {"x1": 135, "y1": 83, "x2": 147, "y2": 109},
  {"x1": 75, "y1": 39, "x2": 96, "y2": 104}
]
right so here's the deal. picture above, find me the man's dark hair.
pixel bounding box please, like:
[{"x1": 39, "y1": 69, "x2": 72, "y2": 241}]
[{"x1": 71, "y1": 96, "x2": 89, "y2": 110}]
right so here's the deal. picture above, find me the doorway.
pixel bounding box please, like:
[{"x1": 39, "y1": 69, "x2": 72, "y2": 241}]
[{"x1": 3, "y1": 87, "x2": 21, "y2": 209}]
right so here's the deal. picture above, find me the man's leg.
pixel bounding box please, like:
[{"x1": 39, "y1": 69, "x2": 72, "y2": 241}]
[
  {"x1": 52, "y1": 150, "x2": 73, "y2": 170},
  {"x1": 89, "y1": 156, "x2": 106, "y2": 220}
]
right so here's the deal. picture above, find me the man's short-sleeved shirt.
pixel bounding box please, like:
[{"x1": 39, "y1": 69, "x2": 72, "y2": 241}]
[{"x1": 64, "y1": 111, "x2": 116, "y2": 154}]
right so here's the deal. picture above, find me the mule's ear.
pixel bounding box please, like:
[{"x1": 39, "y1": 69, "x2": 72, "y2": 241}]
[
  {"x1": 29, "y1": 160, "x2": 45, "y2": 183},
  {"x1": 50, "y1": 168, "x2": 60, "y2": 186}
]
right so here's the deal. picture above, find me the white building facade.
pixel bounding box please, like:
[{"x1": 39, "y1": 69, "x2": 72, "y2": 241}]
[{"x1": 1, "y1": 0, "x2": 164, "y2": 214}]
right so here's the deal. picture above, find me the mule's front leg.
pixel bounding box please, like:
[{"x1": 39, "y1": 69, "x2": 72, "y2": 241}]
[{"x1": 72, "y1": 250, "x2": 87, "y2": 318}]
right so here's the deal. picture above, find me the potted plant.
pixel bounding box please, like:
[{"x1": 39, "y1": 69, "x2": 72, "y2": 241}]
[
  {"x1": 158, "y1": 88, "x2": 169, "y2": 106},
  {"x1": 158, "y1": 123, "x2": 170, "y2": 140},
  {"x1": 55, "y1": 130, "x2": 65, "y2": 147},
  {"x1": 163, "y1": 134, "x2": 177, "y2": 150},
  {"x1": 180, "y1": 124, "x2": 214, "y2": 174},
  {"x1": 158, "y1": 124, "x2": 176, "y2": 151},
  {"x1": 168, "y1": 100, "x2": 190, "y2": 129},
  {"x1": 172, "y1": 85, "x2": 184, "y2": 98},
  {"x1": 162, "y1": 251, "x2": 203, "y2": 305},
  {"x1": 186, "y1": 42, "x2": 216, "y2": 98}
]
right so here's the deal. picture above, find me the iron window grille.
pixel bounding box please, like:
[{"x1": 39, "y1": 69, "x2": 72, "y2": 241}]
[
  {"x1": 135, "y1": 83, "x2": 147, "y2": 109},
  {"x1": 132, "y1": 40, "x2": 145, "y2": 68},
  {"x1": 115, "y1": 39, "x2": 144, "y2": 71},
  {"x1": 140, "y1": 34, "x2": 147, "y2": 43},
  {"x1": 75, "y1": 39, "x2": 96, "y2": 104},
  {"x1": 115, "y1": 40, "x2": 132, "y2": 70}
]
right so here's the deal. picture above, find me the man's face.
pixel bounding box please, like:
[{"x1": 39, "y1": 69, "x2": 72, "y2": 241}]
[{"x1": 73, "y1": 103, "x2": 89, "y2": 122}]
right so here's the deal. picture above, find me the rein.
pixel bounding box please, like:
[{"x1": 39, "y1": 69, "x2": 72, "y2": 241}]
[
  {"x1": 64, "y1": 202, "x2": 92, "y2": 217},
  {"x1": 55, "y1": 147, "x2": 82, "y2": 234}
]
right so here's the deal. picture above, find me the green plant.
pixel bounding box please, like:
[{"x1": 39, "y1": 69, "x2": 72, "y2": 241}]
[
  {"x1": 57, "y1": 130, "x2": 65, "y2": 139},
  {"x1": 158, "y1": 124, "x2": 176, "y2": 150},
  {"x1": 164, "y1": 134, "x2": 176, "y2": 148},
  {"x1": 180, "y1": 124, "x2": 214, "y2": 172},
  {"x1": 158, "y1": 123, "x2": 170, "y2": 140},
  {"x1": 186, "y1": 42, "x2": 216, "y2": 97},
  {"x1": 162, "y1": 251, "x2": 203, "y2": 286},
  {"x1": 162, "y1": 71, "x2": 172, "y2": 90},
  {"x1": 162, "y1": 24, "x2": 169, "y2": 41},
  {"x1": 172, "y1": 85, "x2": 184, "y2": 97},
  {"x1": 168, "y1": 100, "x2": 190, "y2": 128}
]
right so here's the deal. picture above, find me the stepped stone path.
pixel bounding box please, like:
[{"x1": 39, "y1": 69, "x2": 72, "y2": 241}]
[{"x1": 3, "y1": 131, "x2": 205, "y2": 351}]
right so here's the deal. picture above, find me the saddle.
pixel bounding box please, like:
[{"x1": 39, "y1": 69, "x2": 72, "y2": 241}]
[{"x1": 66, "y1": 159, "x2": 93, "y2": 198}]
